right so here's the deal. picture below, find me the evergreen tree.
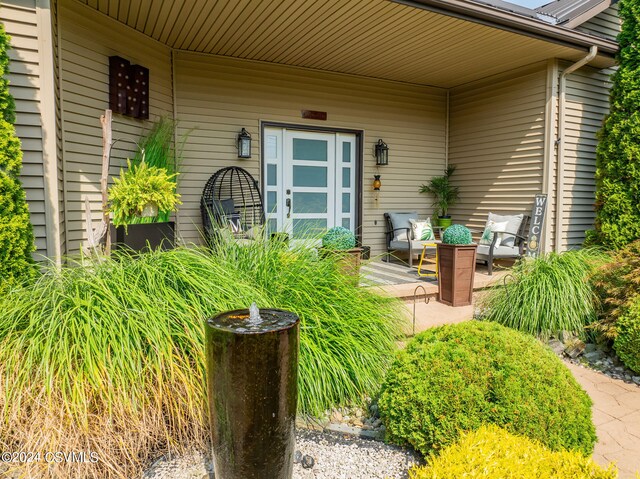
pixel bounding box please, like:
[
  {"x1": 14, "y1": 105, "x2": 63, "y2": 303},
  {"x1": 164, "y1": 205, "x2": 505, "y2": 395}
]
[
  {"x1": 0, "y1": 24, "x2": 36, "y2": 292},
  {"x1": 592, "y1": 0, "x2": 640, "y2": 248}
]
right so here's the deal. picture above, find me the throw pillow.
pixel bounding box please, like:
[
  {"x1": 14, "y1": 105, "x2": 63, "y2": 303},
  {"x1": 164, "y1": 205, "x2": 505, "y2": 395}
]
[
  {"x1": 410, "y1": 219, "x2": 436, "y2": 241},
  {"x1": 487, "y1": 213, "x2": 524, "y2": 247},
  {"x1": 479, "y1": 220, "x2": 508, "y2": 248}
]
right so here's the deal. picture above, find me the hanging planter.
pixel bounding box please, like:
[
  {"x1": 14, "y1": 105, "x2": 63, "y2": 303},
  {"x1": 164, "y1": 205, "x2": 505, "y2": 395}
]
[{"x1": 108, "y1": 159, "x2": 181, "y2": 253}]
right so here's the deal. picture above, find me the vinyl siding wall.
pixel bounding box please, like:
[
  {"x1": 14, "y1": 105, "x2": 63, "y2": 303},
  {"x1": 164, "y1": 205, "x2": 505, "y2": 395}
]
[
  {"x1": 174, "y1": 52, "x2": 447, "y2": 254},
  {"x1": 1, "y1": 0, "x2": 48, "y2": 256},
  {"x1": 448, "y1": 64, "x2": 548, "y2": 234},
  {"x1": 559, "y1": 66, "x2": 612, "y2": 249},
  {"x1": 577, "y1": 4, "x2": 620, "y2": 41},
  {"x1": 58, "y1": 0, "x2": 173, "y2": 253}
]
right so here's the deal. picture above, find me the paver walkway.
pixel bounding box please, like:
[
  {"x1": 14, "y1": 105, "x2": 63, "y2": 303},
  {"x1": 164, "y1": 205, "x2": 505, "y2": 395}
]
[
  {"x1": 566, "y1": 362, "x2": 640, "y2": 478},
  {"x1": 404, "y1": 300, "x2": 640, "y2": 478}
]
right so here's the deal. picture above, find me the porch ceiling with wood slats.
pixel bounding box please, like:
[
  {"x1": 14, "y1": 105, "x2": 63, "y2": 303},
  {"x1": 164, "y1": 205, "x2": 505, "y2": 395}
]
[{"x1": 77, "y1": 0, "x2": 612, "y2": 87}]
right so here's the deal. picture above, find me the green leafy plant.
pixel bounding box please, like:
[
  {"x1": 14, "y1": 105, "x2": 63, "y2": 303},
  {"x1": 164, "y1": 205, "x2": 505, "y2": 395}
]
[
  {"x1": 0, "y1": 25, "x2": 36, "y2": 293},
  {"x1": 590, "y1": 0, "x2": 640, "y2": 249},
  {"x1": 442, "y1": 224, "x2": 473, "y2": 244},
  {"x1": 613, "y1": 296, "x2": 640, "y2": 374},
  {"x1": 409, "y1": 425, "x2": 617, "y2": 479},
  {"x1": 419, "y1": 165, "x2": 460, "y2": 218},
  {"x1": 590, "y1": 240, "x2": 640, "y2": 339},
  {"x1": 131, "y1": 117, "x2": 184, "y2": 223},
  {"x1": 0, "y1": 239, "x2": 402, "y2": 478},
  {"x1": 378, "y1": 321, "x2": 596, "y2": 458},
  {"x1": 478, "y1": 249, "x2": 608, "y2": 338},
  {"x1": 108, "y1": 159, "x2": 181, "y2": 227},
  {"x1": 321, "y1": 226, "x2": 356, "y2": 250}
]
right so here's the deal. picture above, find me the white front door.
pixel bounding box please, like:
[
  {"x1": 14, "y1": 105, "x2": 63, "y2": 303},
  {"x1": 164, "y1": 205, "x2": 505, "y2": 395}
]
[{"x1": 263, "y1": 127, "x2": 357, "y2": 240}]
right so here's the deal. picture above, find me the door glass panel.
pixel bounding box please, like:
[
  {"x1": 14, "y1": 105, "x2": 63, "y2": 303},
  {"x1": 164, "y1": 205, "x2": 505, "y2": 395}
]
[
  {"x1": 266, "y1": 191, "x2": 277, "y2": 213},
  {"x1": 342, "y1": 168, "x2": 351, "y2": 188},
  {"x1": 267, "y1": 164, "x2": 277, "y2": 186},
  {"x1": 266, "y1": 136, "x2": 278, "y2": 160},
  {"x1": 342, "y1": 193, "x2": 351, "y2": 213},
  {"x1": 292, "y1": 192, "x2": 327, "y2": 214},
  {"x1": 293, "y1": 165, "x2": 327, "y2": 187},
  {"x1": 293, "y1": 139, "x2": 327, "y2": 161},
  {"x1": 342, "y1": 218, "x2": 351, "y2": 230},
  {"x1": 293, "y1": 218, "x2": 327, "y2": 237},
  {"x1": 267, "y1": 219, "x2": 277, "y2": 235},
  {"x1": 342, "y1": 142, "x2": 351, "y2": 163}
]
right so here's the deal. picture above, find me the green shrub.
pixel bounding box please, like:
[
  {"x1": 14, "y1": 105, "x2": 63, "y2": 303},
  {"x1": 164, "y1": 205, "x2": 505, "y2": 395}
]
[
  {"x1": 478, "y1": 249, "x2": 608, "y2": 338},
  {"x1": 442, "y1": 224, "x2": 472, "y2": 244},
  {"x1": 0, "y1": 24, "x2": 36, "y2": 293},
  {"x1": 0, "y1": 240, "x2": 402, "y2": 478},
  {"x1": 321, "y1": 226, "x2": 356, "y2": 250},
  {"x1": 378, "y1": 321, "x2": 596, "y2": 458},
  {"x1": 614, "y1": 296, "x2": 640, "y2": 373},
  {"x1": 409, "y1": 425, "x2": 617, "y2": 479},
  {"x1": 590, "y1": 240, "x2": 640, "y2": 339},
  {"x1": 591, "y1": 0, "x2": 640, "y2": 249}
]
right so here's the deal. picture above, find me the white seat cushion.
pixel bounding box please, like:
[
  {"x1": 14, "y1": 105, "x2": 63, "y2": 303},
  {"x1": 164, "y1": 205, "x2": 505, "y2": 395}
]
[{"x1": 477, "y1": 244, "x2": 520, "y2": 258}]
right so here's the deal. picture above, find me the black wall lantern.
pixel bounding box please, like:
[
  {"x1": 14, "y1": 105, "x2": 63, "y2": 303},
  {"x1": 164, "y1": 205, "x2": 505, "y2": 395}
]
[
  {"x1": 237, "y1": 128, "x2": 252, "y2": 159},
  {"x1": 375, "y1": 139, "x2": 389, "y2": 166}
]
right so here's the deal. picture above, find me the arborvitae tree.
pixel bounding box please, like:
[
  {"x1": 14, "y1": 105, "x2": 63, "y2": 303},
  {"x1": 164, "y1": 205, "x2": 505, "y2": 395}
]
[
  {"x1": 0, "y1": 24, "x2": 36, "y2": 292},
  {"x1": 592, "y1": 0, "x2": 640, "y2": 249}
]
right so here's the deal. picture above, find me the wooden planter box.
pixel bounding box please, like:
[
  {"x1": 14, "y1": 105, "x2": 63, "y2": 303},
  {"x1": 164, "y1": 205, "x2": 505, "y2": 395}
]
[
  {"x1": 437, "y1": 243, "x2": 477, "y2": 307},
  {"x1": 321, "y1": 247, "x2": 363, "y2": 278},
  {"x1": 110, "y1": 222, "x2": 175, "y2": 254}
]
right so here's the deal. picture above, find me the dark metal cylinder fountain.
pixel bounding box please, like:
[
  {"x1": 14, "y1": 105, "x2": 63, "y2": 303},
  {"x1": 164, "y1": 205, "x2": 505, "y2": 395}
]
[{"x1": 206, "y1": 306, "x2": 299, "y2": 479}]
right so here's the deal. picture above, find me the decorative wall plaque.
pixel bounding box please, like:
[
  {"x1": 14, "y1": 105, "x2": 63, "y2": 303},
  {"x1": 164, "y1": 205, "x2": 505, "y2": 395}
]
[{"x1": 109, "y1": 56, "x2": 149, "y2": 119}]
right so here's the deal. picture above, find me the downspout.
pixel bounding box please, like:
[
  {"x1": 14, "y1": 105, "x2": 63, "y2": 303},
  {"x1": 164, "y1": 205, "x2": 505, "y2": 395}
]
[
  {"x1": 554, "y1": 46, "x2": 597, "y2": 252},
  {"x1": 445, "y1": 90, "x2": 450, "y2": 168}
]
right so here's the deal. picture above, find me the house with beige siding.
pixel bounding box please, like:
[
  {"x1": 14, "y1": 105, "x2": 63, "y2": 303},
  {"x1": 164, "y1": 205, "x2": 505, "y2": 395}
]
[{"x1": 1, "y1": 0, "x2": 621, "y2": 261}]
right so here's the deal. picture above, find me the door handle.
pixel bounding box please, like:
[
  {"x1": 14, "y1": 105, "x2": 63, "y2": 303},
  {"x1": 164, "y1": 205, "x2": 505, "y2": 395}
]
[{"x1": 286, "y1": 198, "x2": 291, "y2": 219}]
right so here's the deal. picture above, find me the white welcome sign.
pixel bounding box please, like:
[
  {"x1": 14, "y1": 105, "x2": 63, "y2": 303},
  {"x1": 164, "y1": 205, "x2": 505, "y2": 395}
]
[{"x1": 527, "y1": 194, "x2": 547, "y2": 256}]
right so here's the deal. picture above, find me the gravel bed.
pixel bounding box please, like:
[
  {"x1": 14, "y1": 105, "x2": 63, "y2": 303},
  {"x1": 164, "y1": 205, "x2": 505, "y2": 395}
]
[
  {"x1": 548, "y1": 338, "x2": 640, "y2": 387},
  {"x1": 143, "y1": 429, "x2": 421, "y2": 479}
]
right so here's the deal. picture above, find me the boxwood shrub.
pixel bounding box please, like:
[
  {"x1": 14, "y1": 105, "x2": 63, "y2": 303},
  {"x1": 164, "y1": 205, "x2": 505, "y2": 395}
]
[
  {"x1": 378, "y1": 321, "x2": 596, "y2": 457},
  {"x1": 409, "y1": 425, "x2": 617, "y2": 479},
  {"x1": 614, "y1": 296, "x2": 640, "y2": 374}
]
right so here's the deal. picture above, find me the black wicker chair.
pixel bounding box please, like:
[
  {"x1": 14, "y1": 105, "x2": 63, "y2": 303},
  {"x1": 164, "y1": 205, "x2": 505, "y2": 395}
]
[{"x1": 200, "y1": 167, "x2": 265, "y2": 246}]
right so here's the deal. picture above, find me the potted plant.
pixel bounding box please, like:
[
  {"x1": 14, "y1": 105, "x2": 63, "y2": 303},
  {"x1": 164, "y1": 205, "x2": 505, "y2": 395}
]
[
  {"x1": 437, "y1": 224, "x2": 477, "y2": 307},
  {"x1": 419, "y1": 165, "x2": 460, "y2": 229},
  {"x1": 320, "y1": 227, "x2": 363, "y2": 277},
  {"x1": 108, "y1": 159, "x2": 181, "y2": 252}
]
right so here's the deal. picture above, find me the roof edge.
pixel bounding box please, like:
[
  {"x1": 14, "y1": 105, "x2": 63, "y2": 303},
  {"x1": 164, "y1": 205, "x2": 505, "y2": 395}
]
[{"x1": 391, "y1": 0, "x2": 618, "y2": 56}]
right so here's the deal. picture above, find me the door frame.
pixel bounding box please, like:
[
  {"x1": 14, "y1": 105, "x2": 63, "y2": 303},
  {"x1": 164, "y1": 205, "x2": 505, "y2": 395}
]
[{"x1": 260, "y1": 121, "x2": 364, "y2": 244}]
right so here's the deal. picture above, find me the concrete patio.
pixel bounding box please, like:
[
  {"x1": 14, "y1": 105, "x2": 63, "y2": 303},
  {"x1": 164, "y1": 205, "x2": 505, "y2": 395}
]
[{"x1": 403, "y1": 298, "x2": 640, "y2": 478}]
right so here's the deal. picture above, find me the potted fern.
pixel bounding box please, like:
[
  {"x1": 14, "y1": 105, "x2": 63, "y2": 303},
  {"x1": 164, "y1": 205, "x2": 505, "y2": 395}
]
[
  {"x1": 437, "y1": 224, "x2": 477, "y2": 307},
  {"x1": 320, "y1": 227, "x2": 363, "y2": 277},
  {"x1": 108, "y1": 159, "x2": 180, "y2": 252},
  {"x1": 419, "y1": 165, "x2": 460, "y2": 229}
]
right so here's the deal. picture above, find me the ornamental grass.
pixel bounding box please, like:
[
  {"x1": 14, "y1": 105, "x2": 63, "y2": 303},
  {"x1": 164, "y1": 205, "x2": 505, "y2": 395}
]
[{"x1": 0, "y1": 239, "x2": 402, "y2": 478}]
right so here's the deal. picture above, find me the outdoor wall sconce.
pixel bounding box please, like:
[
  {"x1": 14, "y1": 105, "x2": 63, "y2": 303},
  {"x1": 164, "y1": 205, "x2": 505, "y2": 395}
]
[
  {"x1": 373, "y1": 175, "x2": 382, "y2": 191},
  {"x1": 375, "y1": 139, "x2": 389, "y2": 166},
  {"x1": 237, "y1": 128, "x2": 252, "y2": 158}
]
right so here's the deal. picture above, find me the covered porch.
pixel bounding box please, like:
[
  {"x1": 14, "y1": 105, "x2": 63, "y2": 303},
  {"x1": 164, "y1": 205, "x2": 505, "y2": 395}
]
[{"x1": 8, "y1": 0, "x2": 617, "y2": 259}]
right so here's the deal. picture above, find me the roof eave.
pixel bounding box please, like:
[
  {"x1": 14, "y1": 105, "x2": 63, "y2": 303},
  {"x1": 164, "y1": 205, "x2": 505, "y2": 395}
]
[{"x1": 391, "y1": 0, "x2": 618, "y2": 56}]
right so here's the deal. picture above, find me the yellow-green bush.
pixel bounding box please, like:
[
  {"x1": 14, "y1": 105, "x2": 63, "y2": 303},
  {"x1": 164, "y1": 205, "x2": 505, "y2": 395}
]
[{"x1": 409, "y1": 425, "x2": 618, "y2": 479}]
